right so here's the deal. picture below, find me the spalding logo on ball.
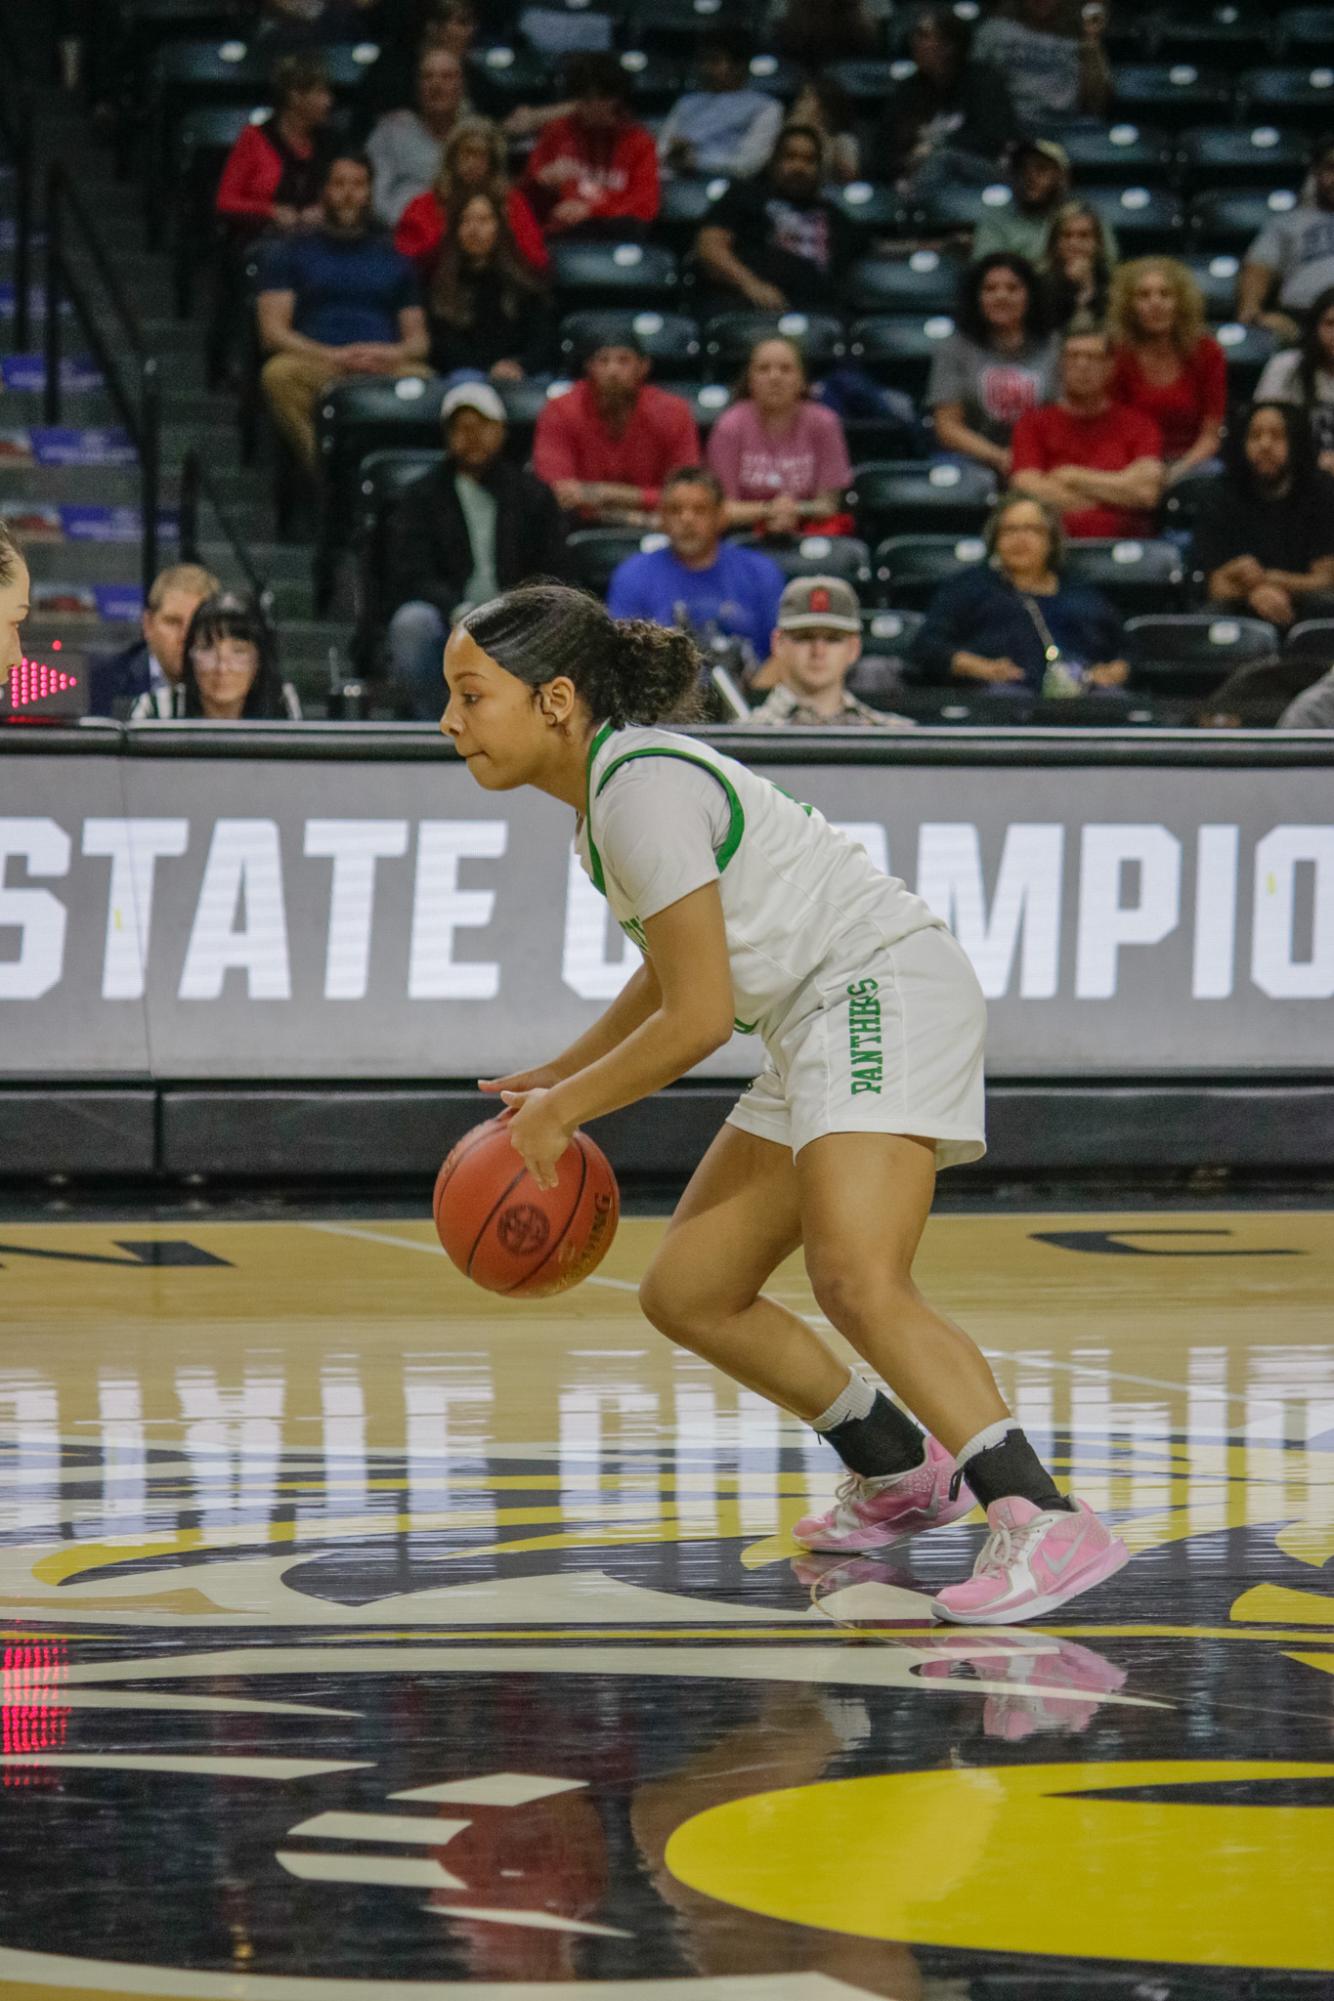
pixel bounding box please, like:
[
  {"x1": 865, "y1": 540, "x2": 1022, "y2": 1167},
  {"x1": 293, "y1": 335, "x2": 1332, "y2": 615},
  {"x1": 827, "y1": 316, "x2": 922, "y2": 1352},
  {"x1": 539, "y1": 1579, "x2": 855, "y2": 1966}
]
[{"x1": 434, "y1": 1118, "x2": 620, "y2": 1297}]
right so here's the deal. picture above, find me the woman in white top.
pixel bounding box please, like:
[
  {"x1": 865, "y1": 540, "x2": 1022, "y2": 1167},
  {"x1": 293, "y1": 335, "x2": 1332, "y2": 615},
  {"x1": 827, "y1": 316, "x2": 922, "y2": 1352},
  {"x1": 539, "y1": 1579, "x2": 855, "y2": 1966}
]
[
  {"x1": 1254, "y1": 286, "x2": 1334, "y2": 475},
  {"x1": 439, "y1": 581, "x2": 1128, "y2": 1625}
]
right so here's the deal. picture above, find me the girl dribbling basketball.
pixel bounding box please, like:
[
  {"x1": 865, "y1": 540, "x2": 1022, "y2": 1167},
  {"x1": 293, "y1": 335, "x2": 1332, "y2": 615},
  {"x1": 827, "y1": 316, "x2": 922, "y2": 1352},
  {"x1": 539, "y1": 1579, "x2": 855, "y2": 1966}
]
[{"x1": 441, "y1": 582, "x2": 1128, "y2": 1625}]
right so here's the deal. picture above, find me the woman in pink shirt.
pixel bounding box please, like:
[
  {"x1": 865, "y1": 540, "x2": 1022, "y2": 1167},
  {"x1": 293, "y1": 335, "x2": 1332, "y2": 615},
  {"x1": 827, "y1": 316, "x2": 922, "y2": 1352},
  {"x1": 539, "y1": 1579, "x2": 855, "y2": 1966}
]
[
  {"x1": 1108, "y1": 257, "x2": 1227, "y2": 484},
  {"x1": 706, "y1": 336, "x2": 853, "y2": 535}
]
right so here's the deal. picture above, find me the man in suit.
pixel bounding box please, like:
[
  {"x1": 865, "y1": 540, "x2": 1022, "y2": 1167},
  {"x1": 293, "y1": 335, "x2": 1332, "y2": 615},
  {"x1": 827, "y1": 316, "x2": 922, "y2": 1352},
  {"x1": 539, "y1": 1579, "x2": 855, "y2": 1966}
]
[
  {"x1": 383, "y1": 381, "x2": 570, "y2": 717},
  {"x1": 88, "y1": 562, "x2": 220, "y2": 717}
]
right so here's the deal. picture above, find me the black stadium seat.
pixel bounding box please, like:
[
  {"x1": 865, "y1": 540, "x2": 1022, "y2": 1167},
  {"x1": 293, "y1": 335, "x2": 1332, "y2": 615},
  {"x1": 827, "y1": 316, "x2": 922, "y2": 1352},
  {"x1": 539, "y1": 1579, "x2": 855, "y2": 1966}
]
[
  {"x1": 1181, "y1": 252, "x2": 1244, "y2": 320},
  {"x1": 737, "y1": 535, "x2": 873, "y2": 590},
  {"x1": 1125, "y1": 613, "x2": 1279, "y2": 692},
  {"x1": 1239, "y1": 66, "x2": 1334, "y2": 130},
  {"x1": 1283, "y1": 618, "x2": 1334, "y2": 662},
  {"x1": 558, "y1": 309, "x2": 701, "y2": 370},
  {"x1": 655, "y1": 379, "x2": 732, "y2": 431},
  {"x1": 1278, "y1": 7, "x2": 1334, "y2": 54},
  {"x1": 702, "y1": 312, "x2": 846, "y2": 378},
  {"x1": 466, "y1": 42, "x2": 556, "y2": 115},
  {"x1": 850, "y1": 316, "x2": 956, "y2": 399},
  {"x1": 1213, "y1": 321, "x2": 1278, "y2": 397},
  {"x1": 1189, "y1": 188, "x2": 1303, "y2": 255},
  {"x1": 353, "y1": 449, "x2": 442, "y2": 655},
  {"x1": 1063, "y1": 539, "x2": 1186, "y2": 615},
  {"x1": 657, "y1": 175, "x2": 730, "y2": 252},
  {"x1": 1056, "y1": 123, "x2": 1173, "y2": 186},
  {"x1": 1112, "y1": 63, "x2": 1233, "y2": 129},
  {"x1": 1176, "y1": 123, "x2": 1309, "y2": 194},
  {"x1": 845, "y1": 252, "x2": 963, "y2": 319},
  {"x1": 1085, "y1": 184, "x2": 1186, "y2": 255},
  {"x1": 1152, "y1": 5, "x2": 1272, "y2": 65},
  {"x1": 848, "y1": 460, "x2": 996, "y2": 542},
  {"x1": 314, "y1": 377, "x2": 450, "y2": 606},
  {"x1": 549, "y1": 241, "x2": 679, "y2": 306},
  {"x1": 825, "y1": 182, "x2": 904, "y2": 240},
  {"x1": 874, "y1": 534, "x2": 988, "y2": 609},
  {"x1": 568, "y1": 527, "x2": 666, "y2": 596}
]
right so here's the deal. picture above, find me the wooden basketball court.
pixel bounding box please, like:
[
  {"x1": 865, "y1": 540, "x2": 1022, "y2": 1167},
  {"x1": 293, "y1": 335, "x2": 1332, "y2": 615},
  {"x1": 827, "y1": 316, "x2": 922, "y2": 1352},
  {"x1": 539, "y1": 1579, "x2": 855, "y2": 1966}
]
[{"x1": 0, "y1": 1202, "x2": 1330, "y2": 1997}]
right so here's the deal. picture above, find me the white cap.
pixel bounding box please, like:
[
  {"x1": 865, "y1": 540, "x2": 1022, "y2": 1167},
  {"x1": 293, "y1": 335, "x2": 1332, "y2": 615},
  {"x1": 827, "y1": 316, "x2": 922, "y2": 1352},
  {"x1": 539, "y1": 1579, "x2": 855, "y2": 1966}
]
[{"x1": 442, "y1": 381, "x2": 506, "y2": 426}]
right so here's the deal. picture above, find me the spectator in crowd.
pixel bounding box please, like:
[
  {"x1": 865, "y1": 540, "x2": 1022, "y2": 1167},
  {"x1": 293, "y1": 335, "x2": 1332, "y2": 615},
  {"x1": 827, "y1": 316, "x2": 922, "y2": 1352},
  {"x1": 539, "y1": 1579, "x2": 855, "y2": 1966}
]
[
  {"x1": 1194, "y1": 648, "x2": 1319, "y2": 728},
  {"x1": 707, "y1": 335, "x2": 852, "y2": 535},
  {"x1": 878, "y1": 6, "x2": 1018, "y2": 198},
  {"x1": 1039, "y1": 198, "x2": 1116, "y2": 329},
  {"x1": 215, "y1": 54, "x2": 334, "y2": 243},
  {"x1": 973, "y1": 0, "x2": 1111, "y2": 135},
  {"x1": 972, "y1": 140, "x2": 1071, "y2": 265},
  {"x1": 752, "y1": 575, "x2": 913, "y2": 726},
  {"x1": 1108, "y1": 258, "x2": 1226, "y2": 484},
  {"x1": 521, "y1": 54, "x2": 659, "y2": 241},
  {"x1": 89, "y1": 562, "x2": 220, "y2": 717},
  {"x1": 255, "y1": 0, "x2": 383, "y2": 52},
  {"x1": 1192, "y1": 402, "x2": 1334, "y2": 631},
  {"x1": 606, "y1": 467, "x2": 785, "y2": 672},
  {"x1": 0, "y1": 521, "x2": 25, "y2": 680},
  {"x1": 657, "y1": 30, "x2": 783, "y2": 182},
  {"x1": 912, "y1": 491, "x2": 1128, "y2": 691},
  {"x1": 1011, "y1": 321, "x2": 1165, "y2": 538},
  {"x1": 788, "y1": 73, "x2": 861, "y2": 184},
  {"x1": 533, "y1": 332, "x2": 700, "y2": 526},
  {"x1": 258, "y1": 151, "x2": 431, "y2": 470},
  {"x1": 384, "y1": 381, "x2": 569, "y2": 717},
  {"x1": 1238, "y1": 135, "x2": 1334, "y2": 340},
  {"x1": 367, "y1": 44, "x2": 469, "y2": 228},
  {"x1": 395, "y1": 118, "x2": 549, "y2": 283},
  {"x1": 1279, "y1": 662, "x2": 1334, "y2": 727},
  {"x1": 695, "y1": 123, "x2": 856, "y2": 314},
  {"x1": 929, "y1": 254, "x2": 1058, "y2": 479},
  {"x1": 427, "y1": 0, "x2": 479, "y2": 63},
  {"x1": 424, "y1": 193, "x2": 555, "y2": 379},
  {"x1": 1255, "y1": 286, "x2": 1334, "y2": 472},
  {"x1": 173, "y1": 594, "x2": 301, "y2": 721},
  {"x1": 770, "y1": 0, "x2": 883, "y2": 61}
]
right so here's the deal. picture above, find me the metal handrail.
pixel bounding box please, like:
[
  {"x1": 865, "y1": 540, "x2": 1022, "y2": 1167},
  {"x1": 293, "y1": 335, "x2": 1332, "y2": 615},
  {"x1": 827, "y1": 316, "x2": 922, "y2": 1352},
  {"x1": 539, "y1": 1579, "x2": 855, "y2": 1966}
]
[
  {"x1": 0, "y1": 21, "x2": 34, "y2": 349},
  {"x1": 43, "y1": 162, "x2": 161, "y2": 593},
  {"x1": 180, "y1": 448, "x2": 273, "y2": 616}
]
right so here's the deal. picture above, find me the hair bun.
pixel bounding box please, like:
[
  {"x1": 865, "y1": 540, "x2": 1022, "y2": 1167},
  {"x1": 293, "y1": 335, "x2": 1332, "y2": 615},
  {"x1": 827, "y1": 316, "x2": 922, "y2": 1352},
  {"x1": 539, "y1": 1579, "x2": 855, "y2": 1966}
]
[{"x1": 611, "y1": 619, "x2": 702, "y2": 727}]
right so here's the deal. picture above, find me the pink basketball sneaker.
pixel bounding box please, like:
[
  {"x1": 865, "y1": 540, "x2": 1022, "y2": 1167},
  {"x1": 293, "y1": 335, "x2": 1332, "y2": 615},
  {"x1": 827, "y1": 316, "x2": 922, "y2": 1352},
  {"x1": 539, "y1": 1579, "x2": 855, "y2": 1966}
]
[
  {"x1": 932, "y1": 1496, "x2": 1129, "y2": 1625},
  {"x1": 792, "y1": 1436, "x2": 976, "y2": 1554}
]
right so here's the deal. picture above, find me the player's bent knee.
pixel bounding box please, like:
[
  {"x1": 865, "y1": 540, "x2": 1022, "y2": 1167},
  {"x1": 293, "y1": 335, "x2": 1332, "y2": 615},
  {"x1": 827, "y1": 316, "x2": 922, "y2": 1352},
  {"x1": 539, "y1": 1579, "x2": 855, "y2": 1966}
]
[{"x1": 807, "y1": 1259, "x2": 914, "y2": 1336}]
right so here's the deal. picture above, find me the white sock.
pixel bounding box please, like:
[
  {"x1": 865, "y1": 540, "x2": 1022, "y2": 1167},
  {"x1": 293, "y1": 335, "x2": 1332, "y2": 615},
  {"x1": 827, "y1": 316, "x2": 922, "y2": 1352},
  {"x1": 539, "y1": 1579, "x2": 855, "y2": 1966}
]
[
  {"x1": 811, "y1": 1372, "x2": 876, "y2": 1432},
  {"x1": 954, "y1": 1417, "x2": 1020, "y2": 1468}
]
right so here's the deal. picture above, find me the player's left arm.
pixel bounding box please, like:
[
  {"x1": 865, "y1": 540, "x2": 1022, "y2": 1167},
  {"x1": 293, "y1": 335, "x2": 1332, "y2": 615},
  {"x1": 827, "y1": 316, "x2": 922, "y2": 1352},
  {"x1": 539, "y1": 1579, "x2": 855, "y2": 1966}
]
[{"x1": 501, "y1": 882, "x2": 734, "y2": 1188}]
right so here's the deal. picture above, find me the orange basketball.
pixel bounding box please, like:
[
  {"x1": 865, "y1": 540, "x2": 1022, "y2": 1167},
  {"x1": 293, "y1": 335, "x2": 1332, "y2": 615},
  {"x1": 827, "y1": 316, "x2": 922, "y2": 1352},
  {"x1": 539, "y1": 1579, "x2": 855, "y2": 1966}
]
[{"x1": 433, "y1": 1117, "x2": 620, "y2": 1297}]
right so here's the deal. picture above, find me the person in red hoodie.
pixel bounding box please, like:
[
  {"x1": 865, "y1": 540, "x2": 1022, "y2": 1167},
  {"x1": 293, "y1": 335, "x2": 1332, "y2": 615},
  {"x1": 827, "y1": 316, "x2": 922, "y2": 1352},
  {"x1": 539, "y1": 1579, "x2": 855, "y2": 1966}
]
[
  {"x1": 522, "y1": 53, "x2": 659, "y2": 241},
  {"x1": 215, "y1": 54, "x2": 336, "y2": 244}
]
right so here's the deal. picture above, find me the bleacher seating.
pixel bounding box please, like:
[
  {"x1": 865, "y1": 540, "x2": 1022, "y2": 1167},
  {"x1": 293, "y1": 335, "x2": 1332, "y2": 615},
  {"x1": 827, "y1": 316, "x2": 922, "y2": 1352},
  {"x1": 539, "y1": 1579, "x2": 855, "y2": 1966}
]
[
  {"x1": 875, "y1": 535, "x2": 989, "y2": 610},
  {"x1": 102, "y1": 0, "x2": 1334, "y2": 721},
  {"x1": 569, "y1": 527, "x2": 666, "y2": 595},
  {"x1": 740, "y1": 536, "x2": 874, "y2": 590},
  {"x1": 353, "y1": 448, "x2": 442, "y2": 654},
  {"x1": 848, "y1": 461, "x2": 996, "y2": 544},
  {"x1": 1063, "y1": 539, "x2": 1186, "y2": 615},
  {"x1": 1125, "y1": 612, "x2": 1279, "y2": 693}
]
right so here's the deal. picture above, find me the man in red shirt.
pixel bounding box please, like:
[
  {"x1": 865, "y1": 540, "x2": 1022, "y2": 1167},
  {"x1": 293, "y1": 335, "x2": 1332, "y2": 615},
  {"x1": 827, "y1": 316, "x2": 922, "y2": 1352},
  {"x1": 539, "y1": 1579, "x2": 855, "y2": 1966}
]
[
  {"x1": 522, "y1": 53, "x2": 659, "y2": 240},
  {"x1": 1011, "y1": 322, "x2": 1165, "y2": 538},
  {"x1": 533, "y1": 333, "x2": 700, "y2": 525}
]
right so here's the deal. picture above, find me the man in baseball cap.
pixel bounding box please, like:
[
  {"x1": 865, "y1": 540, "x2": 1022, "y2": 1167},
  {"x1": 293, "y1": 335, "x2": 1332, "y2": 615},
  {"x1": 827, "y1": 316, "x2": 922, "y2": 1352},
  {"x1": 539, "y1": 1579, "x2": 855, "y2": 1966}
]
[
  {"x1": 752, "y1": 574, "x2": 912, "y2": 728},
  {"x1": 973, "y1": 137, "x2": 1073, "y2": 265},
  {"x1": 384, "y1": 377, "x2": 570, "y2": 716}
]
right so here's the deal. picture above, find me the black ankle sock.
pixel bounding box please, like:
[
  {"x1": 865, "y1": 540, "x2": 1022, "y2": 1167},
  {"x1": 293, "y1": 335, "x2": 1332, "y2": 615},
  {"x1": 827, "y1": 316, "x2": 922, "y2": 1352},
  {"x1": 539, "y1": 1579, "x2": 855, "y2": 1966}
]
[
  {"x1": 959, "y1": 1427, "x2": 1073, "y2": 1513},
  {"x1": 823, "y1": 1392, "x2": 926, "y2": 1480}
]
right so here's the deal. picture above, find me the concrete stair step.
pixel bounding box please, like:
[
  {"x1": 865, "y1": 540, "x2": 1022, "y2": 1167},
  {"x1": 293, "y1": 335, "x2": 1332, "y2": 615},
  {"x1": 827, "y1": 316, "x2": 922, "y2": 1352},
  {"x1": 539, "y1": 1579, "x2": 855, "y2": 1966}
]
[{"x1": 23, "y1": 536, "x2": 314, "y2": 588}]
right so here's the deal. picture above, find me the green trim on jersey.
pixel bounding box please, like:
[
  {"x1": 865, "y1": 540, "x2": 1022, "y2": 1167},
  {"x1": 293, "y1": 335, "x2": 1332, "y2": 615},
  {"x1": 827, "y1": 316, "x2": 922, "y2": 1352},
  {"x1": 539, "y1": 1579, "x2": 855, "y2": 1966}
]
[
  {"x1": 582, "y1": 731, "x2": 747, "y2": 898},
  {"x1": 581, "y1": 725, "x2": 756, "y2": 1033}
]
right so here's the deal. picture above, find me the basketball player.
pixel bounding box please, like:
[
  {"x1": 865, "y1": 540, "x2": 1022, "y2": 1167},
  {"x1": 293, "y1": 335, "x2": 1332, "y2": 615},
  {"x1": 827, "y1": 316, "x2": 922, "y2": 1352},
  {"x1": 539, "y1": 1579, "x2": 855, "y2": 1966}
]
[{"x1": 441, "y1": 582, "x2": 1128, "y2": 1625}]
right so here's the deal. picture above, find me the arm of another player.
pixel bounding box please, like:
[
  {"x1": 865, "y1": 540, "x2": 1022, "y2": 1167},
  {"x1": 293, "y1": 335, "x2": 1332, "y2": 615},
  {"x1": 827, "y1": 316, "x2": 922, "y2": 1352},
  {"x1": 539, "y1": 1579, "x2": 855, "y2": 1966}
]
[
  {"x1": 500, "y1": 883, "x2": 735, "y2": 1188},
  {"x1": 479, "y1": 956, "x2": 663, "y2": 1097}
]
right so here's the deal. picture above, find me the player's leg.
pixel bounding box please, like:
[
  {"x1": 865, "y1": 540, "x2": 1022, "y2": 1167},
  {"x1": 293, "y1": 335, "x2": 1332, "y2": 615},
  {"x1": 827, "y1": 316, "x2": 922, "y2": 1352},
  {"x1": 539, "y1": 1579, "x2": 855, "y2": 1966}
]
[
  {"x1": 638, "y1": 1121, "x2": 847, "y2": 1419},
  {"x1": 640, "y1": 1117, "x2": 966, "y2": 1550},
  {"x1": 797, "y1": 1131, "x2": 1128, "y2": 1622}
]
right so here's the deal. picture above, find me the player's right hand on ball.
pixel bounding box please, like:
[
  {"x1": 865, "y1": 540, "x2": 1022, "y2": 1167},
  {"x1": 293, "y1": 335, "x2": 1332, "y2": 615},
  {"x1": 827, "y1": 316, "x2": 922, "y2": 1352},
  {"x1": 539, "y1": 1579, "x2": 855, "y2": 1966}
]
[{"x1": 479, "y1": 1065, "x2": 562, "y2": 1096}]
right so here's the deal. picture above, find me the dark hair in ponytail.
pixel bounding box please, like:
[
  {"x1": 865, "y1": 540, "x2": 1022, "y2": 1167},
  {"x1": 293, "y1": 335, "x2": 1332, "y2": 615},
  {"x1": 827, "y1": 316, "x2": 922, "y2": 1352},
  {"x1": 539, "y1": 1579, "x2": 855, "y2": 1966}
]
[
  {"x1": 460, "y1": 582, "x2": 702, "y2": 728},
  {"x1": 0, "y1": 520, "x2": 22, "y2": 588}
]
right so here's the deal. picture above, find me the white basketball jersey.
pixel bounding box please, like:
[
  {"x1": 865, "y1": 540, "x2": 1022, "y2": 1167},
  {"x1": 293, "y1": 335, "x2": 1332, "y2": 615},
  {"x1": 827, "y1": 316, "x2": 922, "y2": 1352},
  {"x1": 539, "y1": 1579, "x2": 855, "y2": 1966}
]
[{"x1": 574, "y1": 722, "x2": 944, "y2": 1036}]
